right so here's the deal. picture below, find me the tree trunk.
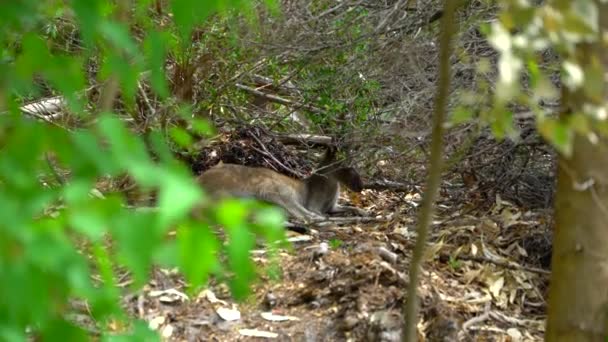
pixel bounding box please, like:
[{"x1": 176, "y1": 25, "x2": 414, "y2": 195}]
[
  {"x1": 546, "y1": 133, "x2": 608, "y2": 341},
  {"x1": 545, "y1": 2, "x2": 608, "y2": 340}
]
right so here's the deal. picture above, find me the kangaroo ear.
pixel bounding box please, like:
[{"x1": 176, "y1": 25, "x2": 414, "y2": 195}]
[
  {"x1": 317, "y1": 145, "x2": 346, "y2": 173},
  {"x1": 335, "y1": 167, "x2": 364, "y2": 192},
  {"x1": 319, "y1": 145, "x2": 336, "y2": 166}
]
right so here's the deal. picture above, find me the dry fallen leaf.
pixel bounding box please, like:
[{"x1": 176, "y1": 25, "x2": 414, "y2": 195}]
[
  {"x1": 198, "y1": 289, "x2": 228, "y2": 305},
  {"x1": 287, "y1": 235, "x2": 313, "y2": 243},
  {"x1": 471, "y1": 243, "x2": 478, "y2": 256},
  {"x1": 161, "y1": 324, "x2": 174, "y2": 339},
  {"x1": 149, "y1": 288, "x2": 189, "y2": 303},
  {"x1": 501, "y1": 207, "x2": 522, "y2": 228},
  {"x1": 239, "y1": 329, "x2": 279, "y2": 338},
  {"x1": 424, "y1": 240, "x2": 444, "y2": 261},
  {"x1": 488, "y1": 276, "x2": 505, "y2": 298},
  {"x1": 507, "y1": 327, "x2": 522, "y2": 341},
  {"x1": 260, "y1": 312, "x2": 300, "y2": 322},
  {"x1": 216, "y1": 307, "x2": 241, "y2": 321},
  {"x1": 148, "y1": 315, "x2": 166, "y2": 330}
]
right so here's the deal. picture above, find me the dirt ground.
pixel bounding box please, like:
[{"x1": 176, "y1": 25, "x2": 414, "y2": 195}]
[{"x1": 112, "y1": 185, "x2": 552, "y2": 342}]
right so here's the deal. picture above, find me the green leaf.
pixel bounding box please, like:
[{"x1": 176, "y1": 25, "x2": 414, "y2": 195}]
[
  {"x1": 88, "y1": 286, "x2": 122, "y2": 321},
  {"x1": 157, "y1": 170, "x2": 203, "y2": 227},
  {"x1": 144, "y1": 31, "x2": 170, "y2": 98},
  {"x1": 96, "y1": 114, "x2": 150, "y2": 169},
  {"x1": 14, "y1": 33, "x2": 50, "y2": 80},
  {"x1": 154, "y1": 240, "x2": 178, "y2": 268},
  {"x1": 176, "y1": 104, "x2": 194, "y2": 120},
  {"x1": 171, "y1": 0, "x2": 216, "y2": 41},
  {"x1": 177, "y1": 221, "x2": 220, "y2": 290},
  {"x1": 89, "y1": 244, "x2": 122, "y2": 318},
  {"x1": 71, "y1": 130, "x2": 118, "y2": 175},
  {"x1": 449, "y1": 106, "x2": 473, "y2": 125},
  {"x1": 527, "y1": 60, "x2": 540, "y2": 89},
  {"x1": 263, "y1": 0, "x2": 281, "y2": 16},
  {"x1": 71, "y1": 0, "x2": 103, "y2": 47},
  {"x1": 216, "y1": 198, "x2": 248, "y2": 228},
  {"x1": 68, "y1": 196, "x2": 122, "y2": 241},
  {"x1": 0, "y1": 327, "x2": 26, "y2": 342},
  {"x1": 103, "y1": 53, "x2": 142, "y2": 109},
  {"x1": 41, "y1": 318, "x2": 88, "y2": 342},
  {"x1": 252, "y1": 206, "x2": 286, "y2": 244},
  {"x1": 1, "y1": 259, "x2": 47, "y2": 325},
  {"x1": 224, "y1": 222, "x2": 256, "y2": 300},
  {"x1": 0, "y1": 194, "x2": 22, "y2": 233},
  {"x1": 538, "y1": 118, "x2": 573, "y2": 157},
  {"x1": 99, "y1": 21, "x2": 138, "y2": 57},
  {"x1": 170, "y1": 126, "x2": 193, "y2": 148},
  {"x1": 65, "y1": 259, "x2": 96, "y2": 299},
  {"x1": 63, "y1": 180, "x2": 94, "y2": 205},
  {"x1": 191, "y1": 118, "x2": 215, "y2": 136},
  {"x1": 215, "y1": 199, "x2": 257, "y2": 299},
  {"x1": 27, "y1": 228, "x2": 77, "y2": 276},
  {"x1": 252, "y1": 205, "x2": 286, "y2": 281},
  {"x1": 490, "y1": 108, "x2": 516, "y2": 140},
  {"x1": 329, "y1": 238, "x2": 343, "y2": 249},
  {"x1": 44, "y1": 55, "x2": 86, "y2": 113},
  {"x1": 134, "y1": 0, "x2": 156, "y2": 28},
  {"x1": 69, "y1": 206, "x2": 107, "y2": 241},
  {"x1": 146, "y1": 131, "x2": 175, "y2": 164},
  {"x1": 112, "y1": 211, "x2": 162, "y2": 287}
]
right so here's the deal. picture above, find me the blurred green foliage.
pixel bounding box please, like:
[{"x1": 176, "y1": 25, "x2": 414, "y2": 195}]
[
  {"x1": 458, "y1": 0, "x2": 608, "y2": 156},
  {"x1": 0, "y1": 0, "x2": 285, "y2": 340}
]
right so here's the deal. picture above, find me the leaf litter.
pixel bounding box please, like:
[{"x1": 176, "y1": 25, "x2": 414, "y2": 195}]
[
  {"x1": 90, "y1": 129, "x2": 552, "y2": 340},
  {"x1": 99, "y1": 184, "x2": 551, "y2": 341}
]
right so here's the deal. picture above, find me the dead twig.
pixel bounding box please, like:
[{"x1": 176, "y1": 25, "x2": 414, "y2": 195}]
[
  {"x1": 248, "y1": 132, "x2": 305, "y2": 178},
  {"x1": 236, "y1": 83, "x2": 325, "y2": 115},
  {"x1": 442, "y1": 254, "x2": 550, "y2": 275},
  {"x1": 365, "y1": 179, "x2": 413, "y2": 192},
  {"x1": 275, "y1": 134, "x2": 333, "y2": 146},
  {"x1": 311, "y1": 216, "x2": 387, "y2": 227},
  {"x1": 462, "y1": 303, "x2": 491, "y2": 331}
]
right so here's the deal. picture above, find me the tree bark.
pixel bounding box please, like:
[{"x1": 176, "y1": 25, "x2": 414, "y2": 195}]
[
  {"x1": 546, "y1": 132, "x2": 608, "y2": 341},
  {"x1": 545, "y1": 1, "x2": 608, "y2": 340}
]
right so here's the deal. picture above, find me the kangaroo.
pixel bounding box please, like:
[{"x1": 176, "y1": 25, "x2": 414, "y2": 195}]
[{"x1": 196, "y1": 146, "x2": 365, "y2": 222}]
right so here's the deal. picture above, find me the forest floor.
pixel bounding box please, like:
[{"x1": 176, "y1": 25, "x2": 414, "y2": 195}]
[{"x1": 107, "y1": 184, "x2": 552, "y2": 341}]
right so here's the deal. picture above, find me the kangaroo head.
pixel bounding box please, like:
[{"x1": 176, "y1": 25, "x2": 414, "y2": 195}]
[{"x1": 329, "y1": 167, "x2": 364, "y2": 192}]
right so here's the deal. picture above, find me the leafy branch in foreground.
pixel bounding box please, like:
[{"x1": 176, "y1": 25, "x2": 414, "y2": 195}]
[{"x1": 0, "y1": 0, "x2": 284, "y2": 340}]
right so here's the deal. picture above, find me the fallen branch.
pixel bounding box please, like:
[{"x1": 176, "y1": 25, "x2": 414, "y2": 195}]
[
  {"x1": 376, "y1": 246, "x2": 399, "y2": 264},
  {"x1": 311, "y1": 215, "x2": 387, "y2": 227},
  {"x1": 275, "y1": 134, "x2": 333, "y2": 146},
  {"x1": 236, "y1": 83, "x2": 324, "y2": 114},
  {"x1": 364, "y1": 179, "x2": 412, "y2": 192},
  {"x1": 250, "y1": 74, "x2": 302, "y2": 96},
  {"x1": 462, "y1": 303, "x2": 491, "y2": 331},
  {"x1": 248, "y1": 131, "x2": 305, "y2": 178}
]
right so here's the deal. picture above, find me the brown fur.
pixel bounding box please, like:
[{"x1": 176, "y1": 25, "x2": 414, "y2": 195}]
[{"x1": 196, "y1": 152, "x2": 365, "y2": 221}]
